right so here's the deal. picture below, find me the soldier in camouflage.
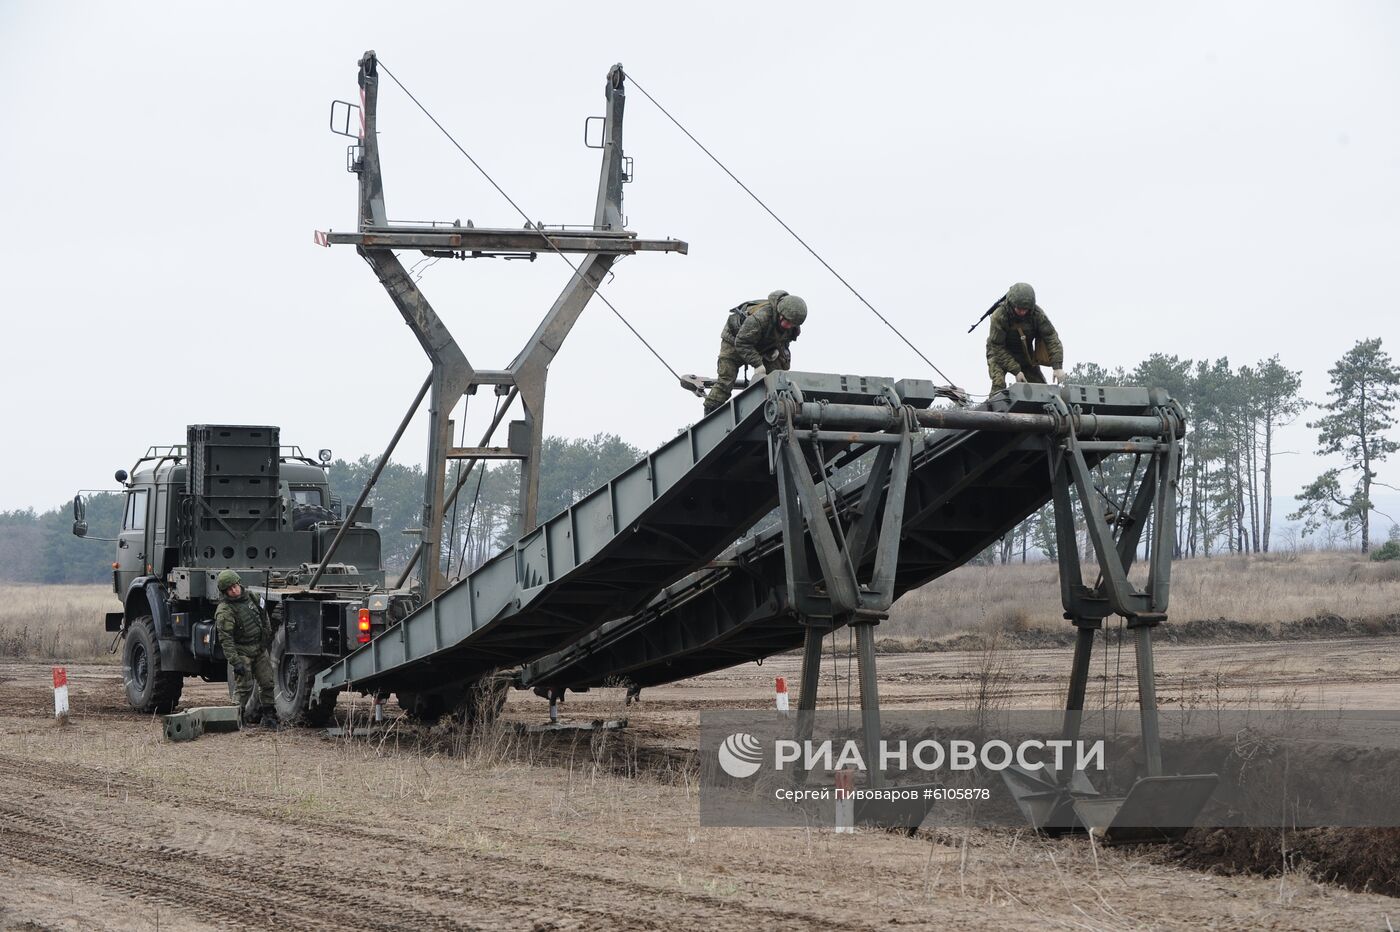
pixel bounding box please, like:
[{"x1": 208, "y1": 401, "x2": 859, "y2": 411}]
[
  {"x1": 985, "y1": 282, "x2": 1066, "y2": 395},
  {"x1": 702, "y1": 291, "x2": 808, "y2": 414},
  {"x1": 214, "y1": 569, "x2": 277, "y2": 727}
]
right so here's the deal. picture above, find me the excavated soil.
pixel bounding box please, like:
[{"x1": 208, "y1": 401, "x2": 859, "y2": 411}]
[{"x1": 1163, "y1": 828, "x2": 1400, "y2": 898}]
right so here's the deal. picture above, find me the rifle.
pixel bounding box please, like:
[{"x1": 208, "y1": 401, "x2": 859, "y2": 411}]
[{"x1": 967, "y1": 293, "x2": 1009, "y2": 333}]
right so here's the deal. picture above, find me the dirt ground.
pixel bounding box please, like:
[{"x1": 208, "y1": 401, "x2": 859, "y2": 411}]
[{"x1": 2, "y1": 637, "x2": 1398, "y2": 930}]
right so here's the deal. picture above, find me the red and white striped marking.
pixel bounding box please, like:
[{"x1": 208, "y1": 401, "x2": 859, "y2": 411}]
[
  {"x1": 834, "y1": 769, "x2": 855, "y2": 833},
  {"x1": 52, "y1": 666, "x2": 69, "y2": 718},
  {"x1": 774, "y1": 676, "x2": 789, "y2": 716},
  {"x1": 314, "y1": 230, "x2": 330, "y2": 247}
]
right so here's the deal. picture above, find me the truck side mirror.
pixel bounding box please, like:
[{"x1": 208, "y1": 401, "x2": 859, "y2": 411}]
[
  {"x1": 329, "y1": 494, "x2": 343, "y2": 518},
  {"x1": 72, "y1": 494, "x2": 87, "y2": 538}
]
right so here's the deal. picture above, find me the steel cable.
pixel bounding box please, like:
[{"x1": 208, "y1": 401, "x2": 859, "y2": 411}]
[{"x1": 624, "y1": 70, "x2": 959, "y2": 389}]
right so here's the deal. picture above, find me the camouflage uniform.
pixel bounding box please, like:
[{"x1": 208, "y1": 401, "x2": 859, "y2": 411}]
[
  {"x1": 702, "y1": 298, "x2": 801, "y2": 414},
  {"x1": 214, "y1": 577, "x2": 274, "y2": 717},
  {"x1": 985, "y1": 301, "x2": 1063, "y2": 395}
]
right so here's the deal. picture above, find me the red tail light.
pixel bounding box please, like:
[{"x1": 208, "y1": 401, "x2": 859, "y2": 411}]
[{"x1": 357, "y1": 608, "x2": 372, "y2": 644}]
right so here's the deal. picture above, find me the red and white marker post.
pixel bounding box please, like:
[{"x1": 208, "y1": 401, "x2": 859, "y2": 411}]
[
  {"x1": 52, "y1": 666, "x2": 70, "y2": 719},
  {"x1": 774, "y1": 676, "x2": 789, "y2": 716},
  {"x1": 834, "y1": 768, "x2": 855, "y2": 833}
]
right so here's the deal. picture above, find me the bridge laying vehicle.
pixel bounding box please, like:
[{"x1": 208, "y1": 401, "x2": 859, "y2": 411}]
[{"x1": 71, "y1": 50, "x2": 1215, "y2": 840}]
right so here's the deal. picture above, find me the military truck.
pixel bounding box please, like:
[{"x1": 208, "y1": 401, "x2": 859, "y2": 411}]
[{"x1": 73, "y1": 424, "x2": 417, "y2": 724}]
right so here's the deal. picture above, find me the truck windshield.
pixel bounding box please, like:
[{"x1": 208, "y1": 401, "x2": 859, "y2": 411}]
[{"x1": 291, "y1": 487, "x2": 324, "y2": 507}]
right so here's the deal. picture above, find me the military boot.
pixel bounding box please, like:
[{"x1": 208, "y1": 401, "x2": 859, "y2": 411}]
[{"x1": 259, "y1": 709, "x2": 281, "y2": 729}]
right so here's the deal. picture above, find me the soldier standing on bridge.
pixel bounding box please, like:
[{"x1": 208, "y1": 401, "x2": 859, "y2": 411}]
[
  {"x1": 214, "y1": 570, "x2": 277, "y2": 727},
  {"x1": 702, "y1": 291, "x2": 808, "y2": 414},
  {"x1": 985, "y1": 282, "x2": 1066, "y2": 395}
]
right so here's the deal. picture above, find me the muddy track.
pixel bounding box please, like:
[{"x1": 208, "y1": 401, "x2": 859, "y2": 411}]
[{"x1": 0, "y1": 752, "x2": 888, "y2": 931}]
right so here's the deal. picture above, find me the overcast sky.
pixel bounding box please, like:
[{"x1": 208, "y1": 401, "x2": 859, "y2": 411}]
[{"x1": 2, "y1": 2, "x2": 1397, "y2": 531}]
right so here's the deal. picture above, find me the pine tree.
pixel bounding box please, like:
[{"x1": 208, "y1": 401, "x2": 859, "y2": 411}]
[{"x1": 1291, "y1": 339, "x2": 1400, "y2": 552}]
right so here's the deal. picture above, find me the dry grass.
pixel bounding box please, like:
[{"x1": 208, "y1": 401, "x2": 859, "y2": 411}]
[
  {"x1": 0, "y1": 584, "x2": 117, "y2": 662},
  {"x1": 3, "y1": 550, "x2": 1398, "y2": 664},
  {"x1": 885, "y1": 550, "x2": 1400, "y2": 642}
]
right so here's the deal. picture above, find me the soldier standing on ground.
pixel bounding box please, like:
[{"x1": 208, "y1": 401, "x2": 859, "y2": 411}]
[
  {"x1": 702, "y1": 291, "x2": 808, "y2": 414},
  {"x1": 985, "y1": 282, "x2": 1066, "y2": 395},
  {"x1": 214, "y1": 570, "x2": 277, "y2": 727}
]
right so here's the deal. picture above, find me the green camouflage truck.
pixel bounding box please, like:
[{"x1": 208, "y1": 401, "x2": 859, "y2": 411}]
[{"x1": 73, "y1": 424, "x2": 417, "y2": 725}]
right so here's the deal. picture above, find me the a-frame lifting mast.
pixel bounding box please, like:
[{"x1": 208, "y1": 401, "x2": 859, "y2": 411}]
[{"x1": 319, "y1": 51, "x2": 686, "y2": 598}]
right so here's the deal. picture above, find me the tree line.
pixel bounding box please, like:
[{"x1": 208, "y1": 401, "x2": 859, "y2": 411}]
[
  {"x1": 5, "y1": 339, "x2": 1394, "y2": 585},
  {"x1": 991, "y1": 337, "x2": 1398, "y2": 563},
  {"x1": 326, "y1": 433, "x2": 643, "y2": 579},
  {"x1": 0, "y1": 434, "x2": 641, "y2": 585}
]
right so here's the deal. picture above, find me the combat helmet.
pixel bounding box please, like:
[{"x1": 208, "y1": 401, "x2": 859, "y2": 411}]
[
  {"x1": 776, "y1": 294, "x2": 808, "y2": 325},
  {"x1": 216, "y1": 569, "x2": 242, "y2": 592},
  {"x1": 1007, "y1": 282, "x2": 1036, "y2": 310}
]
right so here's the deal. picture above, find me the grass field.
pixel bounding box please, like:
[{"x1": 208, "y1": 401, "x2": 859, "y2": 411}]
[
  {"x1": 0, "y1": 584, "x2": 117, "y2": 662},
  {"x1": 884, "y1": 550, "x2": 1400, "y2": 642},
  {"x1": 2, "y1": 649, "x2": 1397, "y2": 927},
  {"x1": 2, "y1": 551, "x2": 1397, "y2": 663},
  {"x1": 3, "y1": 553, "x2": 1399, "y2": 926}
]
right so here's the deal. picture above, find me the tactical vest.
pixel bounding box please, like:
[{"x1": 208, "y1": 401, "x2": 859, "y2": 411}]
[
  {"x1": 726, "y1": 299, "x2": 769, "y2": 329},
  {"x1": 216, "y1": 594, "x2": 266, "y2": 649},
  {"x1": 1001, "y1": 315, "x2": 1050, "y2": 366}
]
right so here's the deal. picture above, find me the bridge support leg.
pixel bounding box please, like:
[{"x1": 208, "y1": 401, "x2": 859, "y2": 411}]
[
  {"x1": 1004, "y1": 412, "x2": 1215, "y2": 840},
  {"x1": 795, "y1": 624, "x2": 824, "y2": 738},
  {"x1": 1132, "y1": 622, "x2": 1163, "y2": 776},
  {"x1": 769, "y1": 381, "x2": 914, "y2": 792},
  {"x1": 1056, "y1": 622, "x2": 1097, "y2": 783},
  {"x1": 852, "y1": 620, "x2": 885, "y2": 788}
]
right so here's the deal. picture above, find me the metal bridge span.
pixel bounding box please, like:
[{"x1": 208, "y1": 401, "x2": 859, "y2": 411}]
[
  {"x1": 315, "y1": 373, "x2": 1180, "y2": 707},
  {"x1": 315, "y1": 371, "x2": 1210, "y2": 841},
  {"x1": 521, "y1": 381, "x2": 1152, "y2": 692}
]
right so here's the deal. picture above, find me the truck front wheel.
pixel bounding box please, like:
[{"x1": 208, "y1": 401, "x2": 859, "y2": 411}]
[
  {"x1": 271, "y1": 627, "x2": 337, "y2": 727},
  {"x1": 123, "y1": 616, "x2": 183, "y2": 714}
]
